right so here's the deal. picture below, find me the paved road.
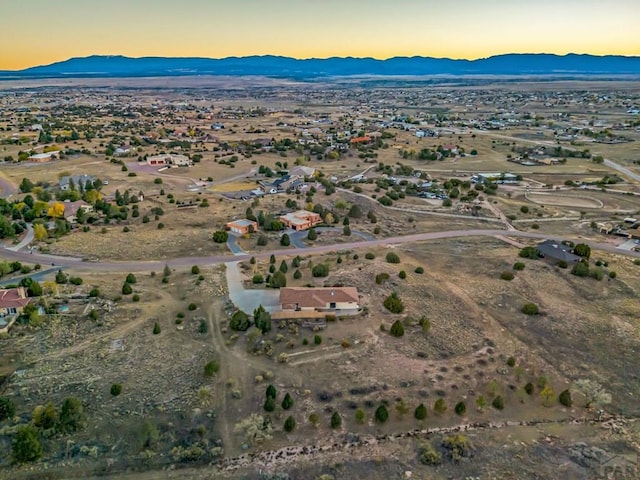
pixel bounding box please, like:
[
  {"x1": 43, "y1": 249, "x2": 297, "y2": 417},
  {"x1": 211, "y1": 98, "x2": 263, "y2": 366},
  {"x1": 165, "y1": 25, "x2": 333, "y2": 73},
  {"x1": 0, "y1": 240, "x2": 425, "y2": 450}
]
[
  {"x1": 288, "y1": 226, "x2": 375, "y2": 249},
  {"x1": 1, "y1": 228, "x2": 638, "y2": 273},
  {"x1": 6, "y1": 224, "x2": 34, "y2": 252}
]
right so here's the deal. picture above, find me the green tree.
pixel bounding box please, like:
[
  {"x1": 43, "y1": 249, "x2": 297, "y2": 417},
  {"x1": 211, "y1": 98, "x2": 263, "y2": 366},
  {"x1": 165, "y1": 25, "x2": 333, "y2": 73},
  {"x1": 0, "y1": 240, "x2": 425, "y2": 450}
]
[
  {"x1": 330, "y1": 411, "x2": 342, "y2": 429},
  {"x1": 230, "y1": 310, "x2": 250, "y2": 331},
  {"x1": 492, "y1": 395, "x2": 505, "y2": 410},
  {"x1": 264, "y1": 396, "x2": 276, "y2": 412},
  {"x1": 385, "y1": 252, "x2": 400, "y2": 263},
  {"x1": 559, "y1": 389, "x2": 573, "y2": 407},
  {"x1": 573, "y1": 243, "x2": 591, "y2": 259},
  {"x1": 279, "y1": 260, "x2": 288, "y2": 273},
  {"x1": 389, "y1": 320, "x2": 405, "y2": 337},
  {"x1": 212, "y1": 230, "x2": 229, "y2": 243},
  {"x1": 58, "y1": 397, "x2": 84, "y2": 434},
  {"x1": 125, "y1": 273, "x2": 137, "y2": 284},
  {"x1": 355, "y1": 408, "x2": 365, "y2": 423},
  {"x1": 269, "y1": 271, "x2": 287, "y2": 288},
  {"x1": 110, "y1": 384, "x2": 122, "y2": 396},
  {"x1": 12, "y1": 426, "x2": 43, "y2": 463},
  {"x1": 307, "y1": 228, "x2": 318, "y2": 241},
  {"x1": 311, "y1": 264, "x2": 329, "y2": 277},
  {"x1": 204, "y1": 360, "x2": 220, "y2": 377},
  {"x1": 122, "y1": 282, "x2": 133, "y2": 295},
  {"x1": 253, "y1": 305, "x2": 272, "y2": 334},
  {"x1": 375, "y1": 404, "x2": 389, "y2": 423},
  {"x1": 163, "y1": 264, "x2": 171, "y2": 277},
  {"x1": 191, "y1": 265, "x2": 200, "y2": 275},
  {"x1": 454, "y1": 401, "x2": 466, "y2": 416},
  {"x1": 414, "y1": 403, "x2": 428, "y2": 420},
  {"x1": 282, "y1": 393, "x2": 293, "y2": 410},
  {"x1": 521, "y1": 303, "x2": 539, "y2": 315},
  {"x1": 280, "y1": 234, "x2": 290, "y2": 246},
  {"x1": 0, "y1": 396, "x2": 16, "y2": 421},
  {"x1": 266, "y1": 384, "x2": 277, "y2": 400},
  {"x1": 284, "y1": 415, "x2": 296, "y2": 432},
  {"x1": 524, "y1": 382, "x2": 534, "y2": 395},
  {"x1": 518, "y1": 246, "x2": 538, "y2": 259},
  {"x1": 33, "y1": 402, "x2": 57, "y2": 430},
  {"x1": 475, "y1": 395, "x2": 487, "y2": 412},
  {"x1": 314, "y1": 334, "x2": 322, "y2": 345},
  {"x1": 434, "y1": 398, "x2": 447, "y2": 414},
  {"x1": 383, "y1": 292, "x2": 404, "y2": 313},
  {"x1": 293, "y1": 269, "x2": 302, "y2": 279},
  {"x1": 153, "y1": 322, "x2": 161, "y2": 335}
]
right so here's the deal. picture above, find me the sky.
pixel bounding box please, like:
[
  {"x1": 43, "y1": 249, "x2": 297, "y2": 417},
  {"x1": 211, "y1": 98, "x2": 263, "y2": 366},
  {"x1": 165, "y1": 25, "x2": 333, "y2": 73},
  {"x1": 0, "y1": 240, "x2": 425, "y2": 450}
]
[{"x1": 2, "y1": 0, "x2": 639, "y2": 70}]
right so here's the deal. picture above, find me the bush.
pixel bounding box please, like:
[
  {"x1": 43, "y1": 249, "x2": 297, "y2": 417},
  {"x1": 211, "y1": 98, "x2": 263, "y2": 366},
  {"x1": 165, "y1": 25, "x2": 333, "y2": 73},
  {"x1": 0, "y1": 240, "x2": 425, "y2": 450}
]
[
  {"x1": 419, "y1": 442, "x2": 442, "y2": 465},
  {"x1": 58, "y1": 397, "x2": 84, "y2": 434},
  {"x1": 442, "y1": 198, "x2": 453, "y2": 207},
  {"x1": 383, "y1": 292, "x2": 404, "y2": 314},
  {"x1": 414, "y1": 403, "x2": 427, "y2": 420},
  {"x1": 125, "y1": 273, "x2": 137, "y2": 284},
  {"x1": 375, "y1": 404, "x2": 389, "y2": 423},
  {"x1": 521, "y1": 303, "x2": 540, "y2": 315},
  {"x1": 69, "y1": 277, "x2": 83, "y2": 285},
  {"x1": 609, "y1": 271, "x2": 617, "y2": 279},
  {"x1": 282, "y1": 393, "x2": 293, "y2": 410},
  {"x1": 414, "y1": 266, "x2": 424, "y2": 274},
  {"x1": 307, "y1": 228, "x2": 318, "y2": 241},
  {"x1": 280, "y1": 234, "x2": 290, "y2": 246},
  {"x1": 266, "y1": 384, "x2": 277, "y2": 399},
  {"x1": 559, "y1": 389, "x2": 573, "y2": 407},
  {"x1": 492, "y1": 395, "x2": 504, "y2": 410},
  {"x1": 89, "y1": 287, "x2": 100, "y2": 297},
  {"x1": 330, "y1": 411, "x2": 342, "y2": 429},
  {"x1": 212, "y1": 230, "x2": 229, "y2": 243},
  {"x1": 153, "y1": 322, "x2": 161, "y2": 334},
  {"x1": 293, "y1": 269, "x2": 302, "y2": 279},
  {"x1": 0, "y1": 396, "x2": 16, "y2": 421},
  {"x1": 122, "y1": 283, "x2": 133, "y2": 295},
  {"x1": 365, "y1": 252, "x2": 375, "y2": 260},
  {"x1": 375, "y1": 272, "x2": 390, "y2": 284},
  {"x1": 12, "y1": 426, "x2": 43, "y2": 463},
  {"x1": 513, "y1": 262, "x2": 526, "y2": 271},
  {"x1": 571, "y1": 261, "x2": 590, "y2": 277},
  {"x1": 454, "y1": 401, "x2": 466, "y2": 416},
  {"x1": 230, "y1": 310, "x2": 250, "y2": 331},
  {"x1": 204, "y1": 360, "x2": 220, "y2": 377},
  {"x1": 500, "y1": 271, "x2": 514, "y2": 281},
  {"x1": 269, "y1": 271, "x2": 287, "y2": 288},
  {"x1": 312, "y1": 264, "x2": 329, "y2": 277},
  {"x1": 252, "y1": 274, "x2": 264, "y2": 284},
  {"x1": 524, "y1": 382, "x2": 534, "y2": 395},
  {"x1": 257, "y1": 235, "x2": 268, "y2": 246},
  {"x1": 314, "y1": 334, "x2": 322, "y2": 345},
  {"x1": 191, "y1": 265, "x2": 200, "y2": 275},
  {"x1": 506, "y1": 356, "x2": 516, "y2": 367},
  {"x1": 110, "y1": 384, "x2": 122, "y2": 396},
  {"x1": 557, "y1": 260, "x2": 568, "y2": 269},
  {"x1": 132, "y1": 294, "x2": 140, "y2": 302},
  {"x1": 264, "y1": 396, "x2": 276, "y2": 412},
  {"x1": 518, "y1": 247, "x2": 538, "y2": 259},
  {"x1": 398, "y1": 270, "x2": 407, "y2": 279},
  {"x1": 198, "y1": 319, "x2": 208, "y2": 334},
  {"x1": 390, "y1": 319, "x2": 405, "y2": 337},
  {"x1": 284, "y1": 415, "x2": 296, "y2": 432},
  {"x1": 520, "y1": 205, "x2": 529, "y2": 214},
  {"x1": 434, "y1": 398, "x2": 447, "y2": 414},
  {"x1": 386, "y1": 252, "x2": 400, "y2": 263}
]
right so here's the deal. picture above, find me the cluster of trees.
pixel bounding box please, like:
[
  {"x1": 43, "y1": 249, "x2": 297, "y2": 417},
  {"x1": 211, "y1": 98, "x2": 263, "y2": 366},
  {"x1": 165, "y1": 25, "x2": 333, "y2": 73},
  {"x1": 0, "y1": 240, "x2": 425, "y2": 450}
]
[{"x1": 229, "y1": 304, "x2": 271, "y2": 333}]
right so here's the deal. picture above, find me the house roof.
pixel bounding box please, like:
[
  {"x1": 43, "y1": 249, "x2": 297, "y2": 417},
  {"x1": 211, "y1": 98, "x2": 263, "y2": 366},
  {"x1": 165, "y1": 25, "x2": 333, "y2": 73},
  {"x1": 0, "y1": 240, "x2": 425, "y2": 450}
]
[
  {"x1": 280, "y1": 287, "x2": 359, "y2": 308},
  {"x1": 536, "y1": 240, "x2": 581, "y2": 262},
  {"x1": 226, "y1": 219, "x2": 256, "y2": 228},
  {"x1": 0, "y1": 288, "x2": 30, "y2": 310}
]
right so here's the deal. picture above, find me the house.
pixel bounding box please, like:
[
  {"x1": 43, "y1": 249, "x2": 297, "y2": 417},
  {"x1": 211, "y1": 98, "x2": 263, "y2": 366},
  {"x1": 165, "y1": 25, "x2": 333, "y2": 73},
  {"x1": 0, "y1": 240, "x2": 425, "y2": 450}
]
[
  {"x1": 535, "y1": 240, "x2": 581, "y2": 264},
  {"x1": 147, "y1": 154, "x2": 192, "y2": 167},
  {"x1": 280, "y1": 287, "x2": 360, "y2": 312},
  {"x1": 0, "y1": 287, "x2": 30, "y2": 319},
  {"x1": 147, "y1": 155, "x2": 169, "y2": 166},
  {"x1": 279, "y1": 210, "x2": 322, "y2": 231},
  {"x1": 59, "y1": 175, "x2": 95, "y2": 191},
  {"x1": 62, "y1": 200, "x2": 93, "y2": 224},
  {"x1": 114, "y1": 146, "x2": 131, "y2": 156},
  {"x1": 226, "y1": 219, "x2": 258, "y2": 235},
  {"x1": 29, "y1": 151, "x2": 59, "y2": 163}
]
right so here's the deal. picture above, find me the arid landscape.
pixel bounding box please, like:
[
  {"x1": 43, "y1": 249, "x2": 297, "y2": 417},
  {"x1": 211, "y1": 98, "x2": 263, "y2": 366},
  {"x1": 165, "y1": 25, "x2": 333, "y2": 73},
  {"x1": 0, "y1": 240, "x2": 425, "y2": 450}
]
[{"x1": 0, "y1": 72, "x2": 639, "y2": 480}]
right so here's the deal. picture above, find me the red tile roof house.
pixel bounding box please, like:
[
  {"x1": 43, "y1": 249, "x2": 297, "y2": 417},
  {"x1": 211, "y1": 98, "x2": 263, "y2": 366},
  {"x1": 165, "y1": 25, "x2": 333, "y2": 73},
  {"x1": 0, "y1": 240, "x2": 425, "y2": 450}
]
[
  {"x1": 279, "y1": 287, "x2": 360, "y2": 312},
  {"x1": 0, "y1": 287, "x2": 31, "y2": 333},
  {"x1": 279, "y1": 210, "x2": 322, "y2": 231}
]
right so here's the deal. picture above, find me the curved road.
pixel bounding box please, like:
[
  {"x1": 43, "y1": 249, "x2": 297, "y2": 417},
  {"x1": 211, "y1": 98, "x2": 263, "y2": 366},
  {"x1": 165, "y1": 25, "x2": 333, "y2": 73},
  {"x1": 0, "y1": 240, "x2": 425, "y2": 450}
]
[{"x1": 1, "y1": 228, "x2": 638, "y2": 273}]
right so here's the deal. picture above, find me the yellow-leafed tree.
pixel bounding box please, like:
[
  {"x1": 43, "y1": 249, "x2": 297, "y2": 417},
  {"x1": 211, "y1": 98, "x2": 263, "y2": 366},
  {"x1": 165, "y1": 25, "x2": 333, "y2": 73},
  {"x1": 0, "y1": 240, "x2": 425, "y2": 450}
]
[
  {"x1": 33, "y1": 223, "x2": 48, "y2": 241},
  {"x1": 85, "y1": 189, "x2": 102, "y2": 204},
  {"x1": 47, "y1": 202, "x2": 65, "y2": 218}
]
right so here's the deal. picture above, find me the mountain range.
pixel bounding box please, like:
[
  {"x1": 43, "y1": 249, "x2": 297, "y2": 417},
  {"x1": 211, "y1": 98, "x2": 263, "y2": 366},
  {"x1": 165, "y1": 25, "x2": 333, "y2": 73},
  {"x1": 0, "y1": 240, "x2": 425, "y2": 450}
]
[{"x1": 1, "y1": 54, "x2": 639, "y2": 78}]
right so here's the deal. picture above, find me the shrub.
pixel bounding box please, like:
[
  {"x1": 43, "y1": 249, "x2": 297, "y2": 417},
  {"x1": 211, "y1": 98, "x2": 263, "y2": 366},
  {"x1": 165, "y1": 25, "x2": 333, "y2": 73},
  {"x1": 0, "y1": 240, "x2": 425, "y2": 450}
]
[
  {"x1": 280, "y1": 234, "x2": 290, "y2": 246},
  {"x1": 375, "y1": 272, "x2": 390, "y2": 284},
  {"x1": 521, "y1": 303, "x2": 539, "y2": 315},
  {"x1": 609, "y1": 271, "x2": 617, "y2": 279},
  {"x1": 365, "y1": 252, "x2": 375, "y2": 260},
  {"x1": 442, "y1": 198, "x2": 453, "y2": 207},
  {"x1": 492, "y1": 395, "x2": 504, "y2": 410},
  {"x1": 282, "y1": 393, "x2": 293, "y2": 410},
  {"x1": 500, "y1": 271, "x2": 514, "y2": 281},
  {"x1": 264, "y1": 396, "x2": 276, "y2": 412},
  {"x1": 375, "y1": 404, "x2": 389, "y2": 423},
  {"x1": 571, "y1": 261, "x2": 590, "y2": 277},
  {"x1": 419, "y1": 442, "x2": 442, "y2": 465},
  {"x1": 284, "y1": 415, "x2": 296, "y2": 432},
  {"x1": 520, "y1": 205, "x2": 529, "y2": 214},
  {"x1": 524, "y1": 382, "x2": 534, "y2": 395},
  {"x1": 399, "y1": 270, "x2": 407, "y2": 279},
  {"x1": 12, "y1": 426, "x2": 43, "y2": 463},
  {"x1": 132, "y1": 294, "x2": 140, "y2": 302},
  {"x1": 383, "y1": 292, "x2": 404, "y2": 313},
  {"x1": 293, "y1": 269, "x2": 302, "y2": 279},
  {"x1": 454, "y1": 401, "x2": 466, "y2": 416},
  {"x1": 57, "y1": 397, "x2": 85, "y2": 434},
  {"x1": 559, "y1": 389, "x2": 573, "y2": 407},
  {"x1": 307, "y1": 228, "x2": 318, "y2": 241},
  {"x1": 414, "y1": 266, "x2": 424, "y2": 274},
  {"x1": 252, "y1": 274, "x2": 264, "y2": 284},
  {"x1": 513, "y1": 262, "x2": 526, "y2": 271},
  {"x1": 330, "y1": 411, "x2": 342, "y2": 429},
  {"x1": 89, "y1": 287, "x2": 100, "y2": 297},
  {"x1": 266, "y1": 384, "x2": 277, "y2": 399},
  {"x1": 153, "y1": 322, "x2": 161, "y2": 334},
  {"x1": 312, "y1": 264, "x2": 329, "y2": 277},
  {"x1": 122, "y1": 282, "x2": 133, "y2": 295},
  {"x1": 191, "y1": 265, "x2": 200, "y2": 275},
  {"x1": 0, "y1": 396, "x2": 16, "y2": 421},
  {"x1": 518, "y1": 247, "x2": 538, "y2": 259},
  {"x1": 204, "y1": 360, "x2": 220, "y2": 377},
  {"x1": 69, "y1": 277, "x2": 83, "y2": 285},
  {"x1": 385, "y1": 252, "x2": 400, "y2": 264},
  {"x1": 557, "y1": 260, "x2": 568, "y2": 269},
  {"x1": 125, "y1": 273, "x2": 137, "y2": 284},
  {"x1": 355, "y1": 408, "x2": 365, "y2": 423},
  {"x1": 434, "y1": 398, "x2": 447, "y2": 414},
  {"x1": 198, "y1": 319, "x2": 208, "y2": 334},
  {"x1": 269, "y1": 271, "x2": 287, "y2": 288},
  {"x1": 188, "y1": 303, "x2": 197, "y2": 311},
  {"x1": 314, "y1": 334, "x2": 322, "y2": 345},
  {"x1": 157, "y1": 223, "x2": 164, "y2": 229},
  {"x1": 212, "y1": 230, "x2": 228, "y2": 243},
  {"x1": 390, "y1": 320, "x2": 405, "y2": 337},
  {"x1": 257, "y1": 235, "x2": 268, "y2": 246},
  {"x1": 414, "y1": 403, "x2": 428, "y2": 420},
  {"x1": 506, "y1": 356, "x2": 516, "y2": 367}
]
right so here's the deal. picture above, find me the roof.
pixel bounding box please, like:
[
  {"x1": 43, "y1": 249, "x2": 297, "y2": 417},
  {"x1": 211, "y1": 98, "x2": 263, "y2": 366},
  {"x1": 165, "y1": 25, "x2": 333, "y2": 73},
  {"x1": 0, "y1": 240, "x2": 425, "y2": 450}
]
[
  {"x1": 59, "y1": 174, "x2": 95, "y2": 186},
  {"x1": 536, "y1": 240, "x2": 581, "y2": 262},
  {"x1": 280, "y1": 287, "x2": 359, "y2": 308},
  {"x1": 226, "y1": 219, "x2": 256, "y2": 228},
  {"x1": 0, "y1": 288, "x2": 30, "y2": 310}
]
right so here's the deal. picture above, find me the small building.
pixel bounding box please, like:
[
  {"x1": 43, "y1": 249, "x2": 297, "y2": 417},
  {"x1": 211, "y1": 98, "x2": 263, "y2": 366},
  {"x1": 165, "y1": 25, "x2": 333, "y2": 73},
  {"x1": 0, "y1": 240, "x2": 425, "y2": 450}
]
[
  {"x1": 535, "y1": 240, "x2": 581, "y2": 264},
  {"x1": 226, "y1": 219, "x2": 258, "y2": 235},
  {"x1": 280, "y1": 287, "x2": 360, "y2": 312},
  {"x1": 62, "y1": 200, "x2": 93, "y2": 224},
  {"x1": 279, "y1": 210, "x2": 322, "y2": 231},
  {"x1": 471, "y1": 172, "x2": 519, "y2": 184},
  {"x1": 29, "y1": 151, "x2": 59, "y2": 163},
  {"x1": 59, "y1": 175, "x2": 95, "y2": 191},
  {"x1": 0, "y1": 287, "x2": 30, "y2": 319},
  {"x1": 146, "y1": 154, "x2": 192, "y2": 167}
]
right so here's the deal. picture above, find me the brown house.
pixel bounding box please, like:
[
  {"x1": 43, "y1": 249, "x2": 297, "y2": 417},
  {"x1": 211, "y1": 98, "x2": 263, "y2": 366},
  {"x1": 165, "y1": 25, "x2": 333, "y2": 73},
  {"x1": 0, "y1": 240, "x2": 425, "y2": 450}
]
[
  {"x1": 226, "y1": 219, "x2": 258, "y2": 235},
  {"x1": 280, "y1": 287, "x2": 359, "y2": 312},
  {"x1": 0, "y1": 287, "x2": 30, "y2": 318},
  {"x1": 279, "y1": 210, "x2": 322, "y2": 231}
]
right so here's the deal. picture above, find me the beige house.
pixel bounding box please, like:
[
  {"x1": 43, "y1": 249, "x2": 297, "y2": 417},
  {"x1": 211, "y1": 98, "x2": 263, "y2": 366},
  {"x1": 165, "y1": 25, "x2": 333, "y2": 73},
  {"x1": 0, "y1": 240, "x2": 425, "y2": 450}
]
[
  {"x1": 279, "y1": 210, "x2": 321, "y2": 231},
  {"x1": 279, "y1": 287, "x2": 359, "y2": 312},
  {"x1": 226, "y1": 219, "x2": 258, "y2": 235},
  {"x1": 0, "y1": 287, "x2": 30, "y2": 318}
]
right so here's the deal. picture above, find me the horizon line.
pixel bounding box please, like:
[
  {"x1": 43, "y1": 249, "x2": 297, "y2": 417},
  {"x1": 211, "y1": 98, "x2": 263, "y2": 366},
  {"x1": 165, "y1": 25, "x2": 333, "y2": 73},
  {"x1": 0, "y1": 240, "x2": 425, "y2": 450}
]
[{"x1": 5, "y1": 51, "x2": 640, "y2": 72}]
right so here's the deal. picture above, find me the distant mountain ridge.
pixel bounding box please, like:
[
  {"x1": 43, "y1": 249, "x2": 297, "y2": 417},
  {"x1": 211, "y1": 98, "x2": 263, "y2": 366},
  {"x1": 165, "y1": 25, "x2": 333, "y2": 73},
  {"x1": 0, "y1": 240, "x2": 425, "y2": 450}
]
[{"x1": 2, "y1": 53, "x2": 640, "y2": 78}]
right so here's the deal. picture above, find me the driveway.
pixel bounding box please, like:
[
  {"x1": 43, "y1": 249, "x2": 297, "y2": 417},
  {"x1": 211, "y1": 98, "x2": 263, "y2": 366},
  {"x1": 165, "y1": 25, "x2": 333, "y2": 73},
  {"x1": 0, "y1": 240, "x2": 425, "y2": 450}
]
[
  {"x1": 225, "y1": 261, "x2": 281, "y2": 313},
  {"x1": 226, "y1": 234, "x2": 245, "y2": 255},
  {"x1": 6, "y1": 224, "x2": 34, "y2": 252}
]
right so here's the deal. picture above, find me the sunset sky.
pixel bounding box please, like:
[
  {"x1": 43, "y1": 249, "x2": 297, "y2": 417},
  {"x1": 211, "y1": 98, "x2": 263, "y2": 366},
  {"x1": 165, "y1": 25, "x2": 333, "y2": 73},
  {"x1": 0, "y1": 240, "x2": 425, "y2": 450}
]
[{"x1": 2, "y1": 0, "x2": 639, "y2": 70}]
